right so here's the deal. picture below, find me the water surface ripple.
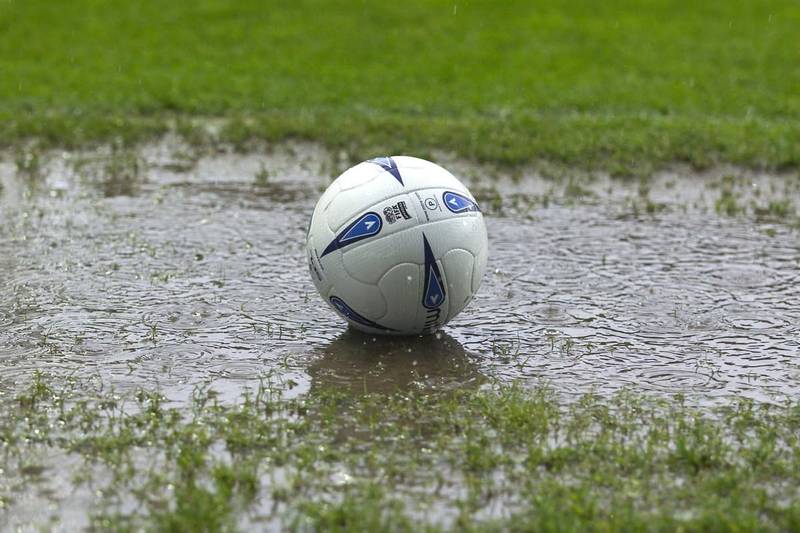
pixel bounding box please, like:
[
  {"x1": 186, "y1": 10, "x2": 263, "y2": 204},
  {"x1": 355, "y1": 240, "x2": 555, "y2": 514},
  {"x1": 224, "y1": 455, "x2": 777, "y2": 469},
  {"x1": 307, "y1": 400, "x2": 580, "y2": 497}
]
[{"x1": 1, "y1": 151, "x2": 798, "y2": 405}]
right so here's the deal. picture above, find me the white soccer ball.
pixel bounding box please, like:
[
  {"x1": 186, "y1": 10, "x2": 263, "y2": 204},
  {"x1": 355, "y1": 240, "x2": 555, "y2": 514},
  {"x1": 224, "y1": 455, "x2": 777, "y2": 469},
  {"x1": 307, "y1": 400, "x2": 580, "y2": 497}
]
[{"x1": 306, "y1": 156, "x2": 488, "y2": 335}]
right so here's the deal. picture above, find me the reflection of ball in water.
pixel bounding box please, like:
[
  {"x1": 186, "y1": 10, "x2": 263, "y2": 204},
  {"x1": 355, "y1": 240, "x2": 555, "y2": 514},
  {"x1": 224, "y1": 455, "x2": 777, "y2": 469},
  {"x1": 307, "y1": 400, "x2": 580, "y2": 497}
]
[
  {"x1": 306, "y1": 156, "x2": 488, "y2": 335},
  {"x1": 307, "y1": 330, "x2": 485, "y2": 394}
]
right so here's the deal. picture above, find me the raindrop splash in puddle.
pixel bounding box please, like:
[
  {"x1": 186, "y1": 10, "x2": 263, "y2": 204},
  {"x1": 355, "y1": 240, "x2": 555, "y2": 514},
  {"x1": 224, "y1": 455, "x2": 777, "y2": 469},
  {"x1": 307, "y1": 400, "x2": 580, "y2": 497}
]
[{"x1": 1, "y1": 145, "x2": 799, "y2": 406}]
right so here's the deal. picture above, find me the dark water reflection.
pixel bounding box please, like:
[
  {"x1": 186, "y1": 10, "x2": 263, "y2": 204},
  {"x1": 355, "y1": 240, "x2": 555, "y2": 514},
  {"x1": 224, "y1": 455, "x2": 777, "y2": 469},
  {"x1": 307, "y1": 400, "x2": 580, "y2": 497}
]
[
  {"x1": 0, "y1": 149, "x2": 798, "y2": 406},
  {"x1": 307, "y1": 330, "x2": 484, "y2": 395}
]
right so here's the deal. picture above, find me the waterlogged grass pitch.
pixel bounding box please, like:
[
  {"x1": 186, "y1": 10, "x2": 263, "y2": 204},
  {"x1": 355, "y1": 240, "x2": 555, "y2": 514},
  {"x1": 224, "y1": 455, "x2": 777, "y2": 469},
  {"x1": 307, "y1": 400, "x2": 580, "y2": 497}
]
[
  {"x1": 1, "y1": 145, "x2": 799, "y2": 530},
  {"x1": 2, "y1": 0, "x2": 800, "y2": 530},
  {"x1": 3, "y1": 374, "x2": 800, "y2": 531}
]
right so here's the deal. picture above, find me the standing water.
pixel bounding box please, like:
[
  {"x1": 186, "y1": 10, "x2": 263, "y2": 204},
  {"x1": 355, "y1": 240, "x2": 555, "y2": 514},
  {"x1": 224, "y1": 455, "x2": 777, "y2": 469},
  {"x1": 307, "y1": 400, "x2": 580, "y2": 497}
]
[{"x1": 1, "y1": 143, "x2": 799, "y2": 406}]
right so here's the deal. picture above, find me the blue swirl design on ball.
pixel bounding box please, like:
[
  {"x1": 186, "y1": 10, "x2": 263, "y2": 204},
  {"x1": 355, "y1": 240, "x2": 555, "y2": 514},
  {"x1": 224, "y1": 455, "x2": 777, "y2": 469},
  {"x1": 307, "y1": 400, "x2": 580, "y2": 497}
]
[
  {"x1": 442, "y1": 191, "x2": 480, "y2": 214},
  {"x1": 329, "y1": 296, "x2": 392, "y2": 331},
  {"x1": 321, "y1": 212, "x2": 383, "y2": 257},
  {"x1": 422, "y1": 234, "x2": 446, "y2": 310},
  {"x1": 368, "y1": 156, "x2": 404, "y2": 186}
]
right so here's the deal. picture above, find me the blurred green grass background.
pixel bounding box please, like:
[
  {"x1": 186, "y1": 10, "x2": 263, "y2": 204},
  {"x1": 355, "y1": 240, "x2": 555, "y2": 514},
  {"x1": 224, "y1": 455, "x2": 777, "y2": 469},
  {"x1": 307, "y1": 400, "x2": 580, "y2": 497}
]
[{"x1": 1, "y1": 0, "x2": 798, "y2": 172}]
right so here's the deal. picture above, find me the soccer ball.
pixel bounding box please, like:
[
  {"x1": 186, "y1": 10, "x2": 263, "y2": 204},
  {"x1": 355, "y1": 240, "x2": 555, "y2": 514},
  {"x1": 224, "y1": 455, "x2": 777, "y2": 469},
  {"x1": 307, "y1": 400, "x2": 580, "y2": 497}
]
[{"x1": 306, "y1": 156, "x2": 488, "y2": 335}]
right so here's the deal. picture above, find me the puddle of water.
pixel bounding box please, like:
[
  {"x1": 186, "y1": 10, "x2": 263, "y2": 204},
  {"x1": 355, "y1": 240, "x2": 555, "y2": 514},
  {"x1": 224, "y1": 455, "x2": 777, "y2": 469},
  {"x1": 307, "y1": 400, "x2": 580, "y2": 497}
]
[
  {"x1": 0, "y1": 144, "x2": 799, "y2": 410},
  {"x1": 307, "y1": 330, "x2": 485, "y2": 395},
  {"x1": 1, "y1": 143, "x2": 799, "y2": 531}
]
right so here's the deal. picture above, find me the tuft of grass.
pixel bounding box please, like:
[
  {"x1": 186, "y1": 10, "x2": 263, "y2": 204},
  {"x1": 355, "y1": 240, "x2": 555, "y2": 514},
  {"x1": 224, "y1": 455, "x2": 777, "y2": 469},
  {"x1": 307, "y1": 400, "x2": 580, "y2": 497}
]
[
  {"x1": 564, "y1": 177, "x2": 595, "y2": 200},
  {"x1": 715, "y1": 189, "x2": 743, "y2": 216},
  {"x1": 254, "y1": 163, "x2": 271, "y2": 187},
  {"x1": 293, "y1": 484, "x2": 413, "y2": 533},
  {"x1": 754, "y1": 199, "x2": 795, "y2": 219},
  {"x1": 100, "y1": 147, "x2": 145, "y2": 197},
  {"x1": 14, "y1": 149, "x2": 43, "y2": 179}
]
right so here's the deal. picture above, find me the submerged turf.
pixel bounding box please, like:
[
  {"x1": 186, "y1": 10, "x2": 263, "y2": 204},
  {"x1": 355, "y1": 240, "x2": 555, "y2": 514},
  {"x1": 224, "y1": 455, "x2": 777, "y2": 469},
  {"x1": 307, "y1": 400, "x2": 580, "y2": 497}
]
[
  {"x1": 2, "y1": 374, "x2": 800, "y2": 531},
  {"x1": 1, "y1": 0, "x2": 799, "y2": 172}
]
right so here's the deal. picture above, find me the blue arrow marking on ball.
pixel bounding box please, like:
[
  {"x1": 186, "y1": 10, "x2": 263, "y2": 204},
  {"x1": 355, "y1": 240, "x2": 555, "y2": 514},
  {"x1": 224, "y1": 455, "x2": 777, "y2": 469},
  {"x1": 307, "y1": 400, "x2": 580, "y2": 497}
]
[
  {"x1": 340, "y1": 212, "x2": 382, "y2": 242},
  {"x1": 330, "y1": 296, "x2": 392, "y2": 331},
  {"x1": 368, "y1": 156, "x2": 404, "y2": 186},
  {"x1": 425, "y1": 272, "x2": 445, "y2": 308},
  {"x1": 442, "y1": 191, "x2": 480, "y2": 214},
  {"x1": 422, "y1": 234, "x2": 446, "y2": 310},
  {"x1": 321, "y1": 212, "x2": 383, "y2": 257}
]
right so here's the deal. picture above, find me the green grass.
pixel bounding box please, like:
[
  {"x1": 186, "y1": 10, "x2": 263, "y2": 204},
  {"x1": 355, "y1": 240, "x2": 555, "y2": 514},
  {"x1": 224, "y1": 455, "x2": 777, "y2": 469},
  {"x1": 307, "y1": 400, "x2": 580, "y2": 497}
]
[
  {"x1": 3, "y1": 373, "x2": 800, "y2": 531},
  {"x1": 2, "y1": 0, "x2": 799, "y2": 173}
]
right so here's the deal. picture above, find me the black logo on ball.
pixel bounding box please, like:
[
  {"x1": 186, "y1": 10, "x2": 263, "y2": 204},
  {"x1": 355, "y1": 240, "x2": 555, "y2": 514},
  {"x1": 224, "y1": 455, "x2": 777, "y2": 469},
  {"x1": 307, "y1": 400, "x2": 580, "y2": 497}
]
[{"x1": 383, "y1": 201, "x2": 412, "y2": 224}]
